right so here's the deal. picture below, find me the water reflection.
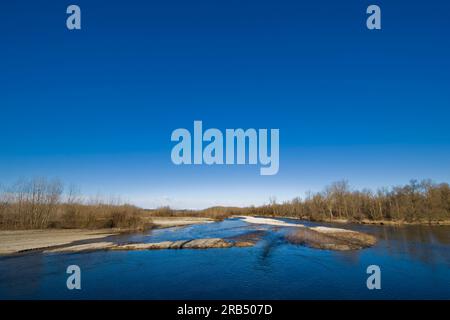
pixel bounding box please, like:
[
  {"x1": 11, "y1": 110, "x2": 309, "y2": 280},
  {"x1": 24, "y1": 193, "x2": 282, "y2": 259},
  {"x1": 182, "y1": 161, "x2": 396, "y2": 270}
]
[
  {"x1": 0, "y1": 254, "x2": 45, "y2": 298},
  {"x1": 366, "y1": 225, "x2": 450, "y2": 267}
]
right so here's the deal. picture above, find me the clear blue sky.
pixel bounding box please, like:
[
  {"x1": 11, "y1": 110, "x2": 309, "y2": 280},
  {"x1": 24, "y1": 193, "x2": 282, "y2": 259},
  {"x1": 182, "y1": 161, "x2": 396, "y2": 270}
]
[{"x1": 1, "y1": 1, "x2": 449, "y2": 209}]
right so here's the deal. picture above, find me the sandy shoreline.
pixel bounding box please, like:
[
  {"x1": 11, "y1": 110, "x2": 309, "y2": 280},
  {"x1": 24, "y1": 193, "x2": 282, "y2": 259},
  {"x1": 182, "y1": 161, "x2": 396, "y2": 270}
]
[
  {"x1": 150, "y1": 217, "x2": 214, "y2": 228},
  {"x1": 238, "y1": 216, "x2": 305, "y2": 228},
  {"x1": 0, "y1": 229, "x2": 117, "y2": 255},
  {"x1": 0, "y1": 217, "x2": 213, "y2": 255},
  {"x1": 237, "y1": 215, "x2": 450, "y2": 226}
]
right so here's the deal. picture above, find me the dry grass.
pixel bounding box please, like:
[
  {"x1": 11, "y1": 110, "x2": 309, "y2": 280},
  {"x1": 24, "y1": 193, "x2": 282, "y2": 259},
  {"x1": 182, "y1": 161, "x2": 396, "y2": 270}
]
[{"x1": 0, "y1": 202, "x2": 151, "y2": 230}]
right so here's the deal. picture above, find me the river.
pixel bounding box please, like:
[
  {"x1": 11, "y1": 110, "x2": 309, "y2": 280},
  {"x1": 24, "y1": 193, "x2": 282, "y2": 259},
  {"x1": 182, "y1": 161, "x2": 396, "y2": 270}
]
[{"x1": 0, "y1": 217, "x2": 449, "y2": 299}]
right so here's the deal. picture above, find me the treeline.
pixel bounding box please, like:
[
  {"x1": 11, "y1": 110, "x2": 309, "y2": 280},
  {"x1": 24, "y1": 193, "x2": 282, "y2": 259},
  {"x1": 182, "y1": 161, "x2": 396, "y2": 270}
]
[
  {"x1": 2, "y1": 178, "x2": 449, "y2": 229},
  {"x1": 246, "y1": 180, "x2": 450, "y2": 223},
  {"x1": 150, "y1": 180, "x2": 450, "y2": 224},
  {"x1": 146, "y1": 206, "x2": 243, "y2": 220},
  {"x1": 0, "y1": 178, "x2": 151, "y2": 230}
]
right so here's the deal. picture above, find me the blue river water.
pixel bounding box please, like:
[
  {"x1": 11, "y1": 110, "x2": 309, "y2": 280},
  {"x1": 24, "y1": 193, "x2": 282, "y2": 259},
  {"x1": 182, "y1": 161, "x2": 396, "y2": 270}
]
[{"x1": 0, "y1": 217, "x2": 449, "y2": 299}]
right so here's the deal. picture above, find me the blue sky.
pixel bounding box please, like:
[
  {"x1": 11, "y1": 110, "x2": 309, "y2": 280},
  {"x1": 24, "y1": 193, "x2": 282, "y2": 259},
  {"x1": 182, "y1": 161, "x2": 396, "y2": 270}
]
[{"x1": 1, "y1": 1, "x2": 450, "y2": 208}]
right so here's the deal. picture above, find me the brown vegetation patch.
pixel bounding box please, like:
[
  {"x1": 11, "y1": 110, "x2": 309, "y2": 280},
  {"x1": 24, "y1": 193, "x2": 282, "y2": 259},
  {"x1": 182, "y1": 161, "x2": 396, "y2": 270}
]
[
  {"x1": 286, "y1": 227, "x2": 377, "y2": 251},
  {"x1": 182, "y1": 238, "x2": 232, "y2": 249},
  {"x1": 0, "y1": 178, "x2": 152, "y2": 230}
]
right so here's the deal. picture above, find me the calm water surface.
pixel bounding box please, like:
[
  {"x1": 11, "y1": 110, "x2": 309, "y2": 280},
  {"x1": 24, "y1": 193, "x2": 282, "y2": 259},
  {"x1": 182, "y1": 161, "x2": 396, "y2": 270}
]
[{"x1": 0, "y1": 217, "x2": 449, "y2": 299}]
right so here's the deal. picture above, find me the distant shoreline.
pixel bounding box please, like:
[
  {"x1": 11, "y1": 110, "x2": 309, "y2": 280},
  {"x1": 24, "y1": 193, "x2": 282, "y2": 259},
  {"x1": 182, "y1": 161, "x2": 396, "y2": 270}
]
[
  {"x1": 241, "y1": 215, "x2": 450, "y2": 226},
  {"x1": 2, "y1": 178, "x2": 449, "y2": 230}
]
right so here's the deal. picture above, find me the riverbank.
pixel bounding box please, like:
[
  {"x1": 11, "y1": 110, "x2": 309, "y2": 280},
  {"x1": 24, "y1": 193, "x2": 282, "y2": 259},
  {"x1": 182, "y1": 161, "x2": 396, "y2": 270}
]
[
  {"x1": 0, "y1": 229, "x2": 117, "y2": 255},
  {"x1": 44, "y1": 238, "x2": 255, "y2": 253},
  {"x1": 0, "y1": 217, "x2": 214, "y2": 255},
  {"x1": 149, "y1": 216, "x2": 214, "y2": 228},
  {"x1": 241, "y1": 215, "x2": 450, "y2": 226}
]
